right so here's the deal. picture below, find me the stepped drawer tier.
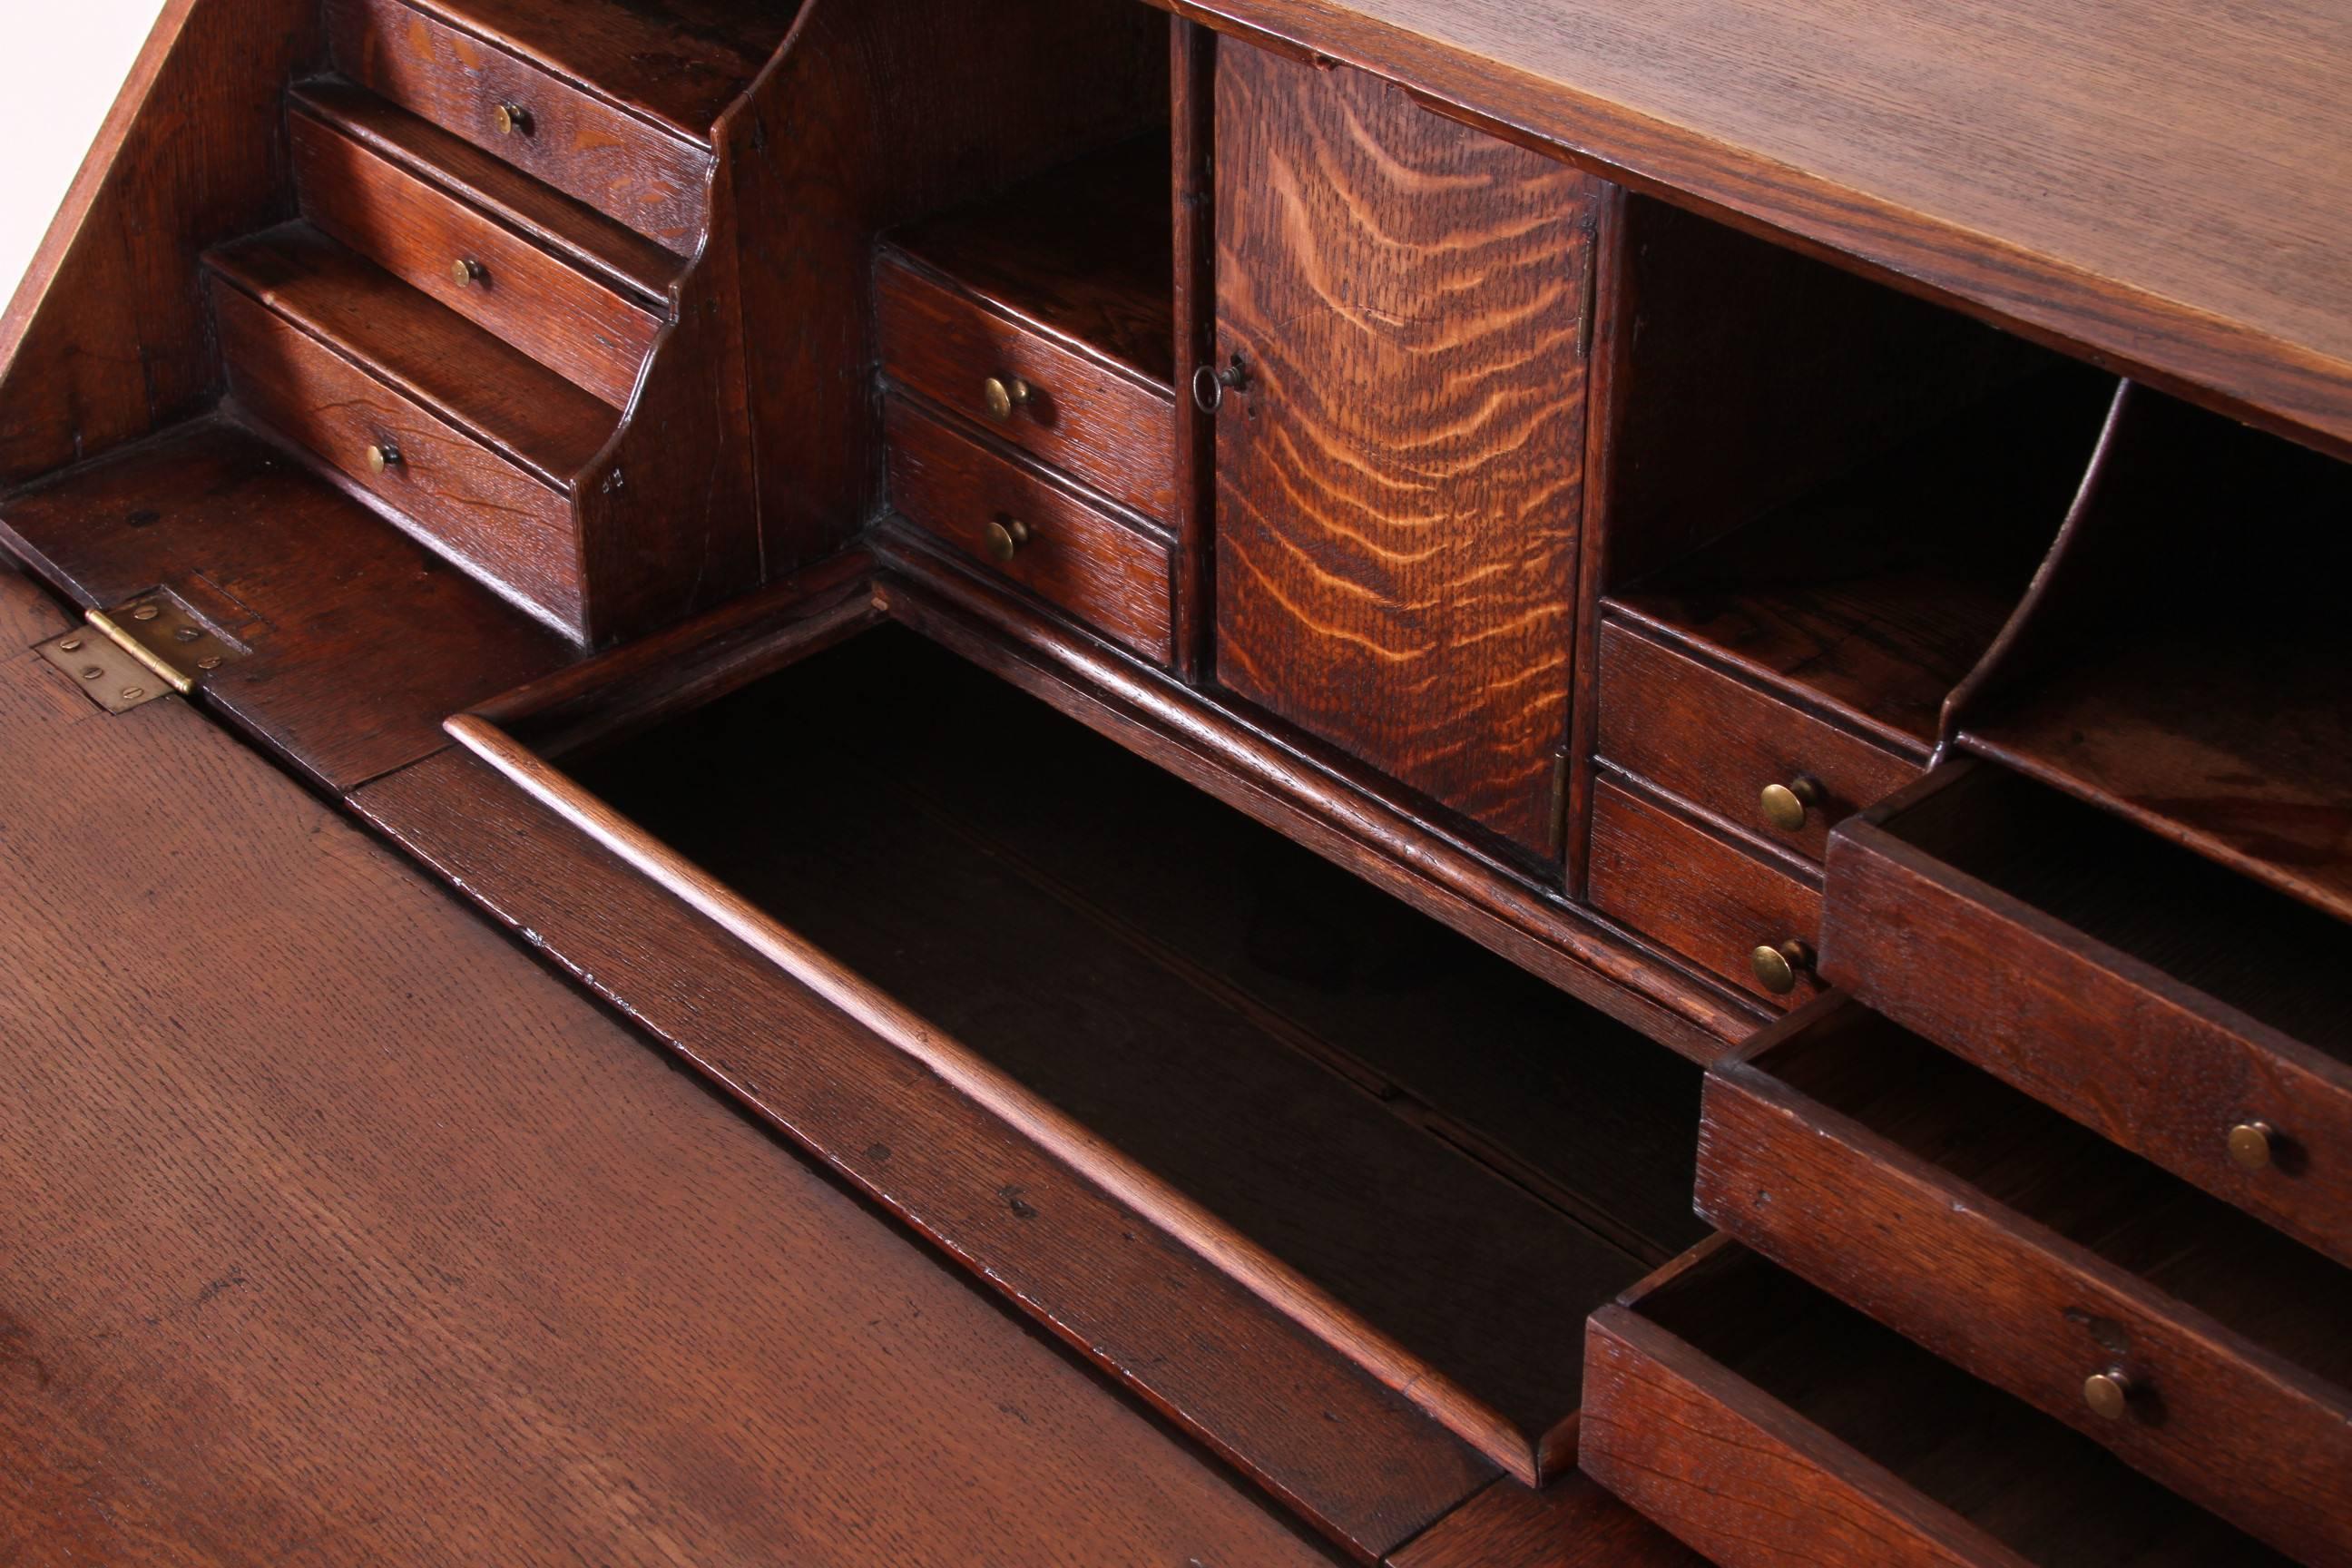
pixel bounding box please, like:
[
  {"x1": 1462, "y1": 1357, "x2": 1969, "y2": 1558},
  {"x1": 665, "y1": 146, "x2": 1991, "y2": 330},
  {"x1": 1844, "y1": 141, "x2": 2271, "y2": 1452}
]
[
  {"x1": 1582, "y1": 1240, "x2": 2298, "y2": 1568},
  {"x1": 1699, "y1": 996, "x2": 2352, "y2": 1567},
  {"x1": 1823, "y1": 761, "x2": 2352, "y2": 1269}
]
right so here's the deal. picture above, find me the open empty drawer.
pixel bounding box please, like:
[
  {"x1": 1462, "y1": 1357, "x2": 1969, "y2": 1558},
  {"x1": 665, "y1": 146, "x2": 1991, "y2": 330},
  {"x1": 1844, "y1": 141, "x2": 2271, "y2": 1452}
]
[
  {"x1": 1700, "y1": 997, "x2": 2352, "y2": 1567},
  {"x1": 386, "y1": 583, "x2": 1712, "y2": 1551},
  {"x1": 1823, "y1": 760, "x2": 2352, "y2": 1266},
  {"x1": 1582, "y1": 1240, "x2": 2297, "y2": 1568}
]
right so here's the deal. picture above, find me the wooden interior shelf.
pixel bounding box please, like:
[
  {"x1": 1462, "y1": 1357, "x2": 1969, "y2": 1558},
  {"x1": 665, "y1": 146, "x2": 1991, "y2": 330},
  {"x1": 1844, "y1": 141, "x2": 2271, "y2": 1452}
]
[
  {"x1": 1956, "y1": 387, "x2": 2352, "y2": 921},
  {"x1": 1608, "y1": 367, "x2": 2117, "y2": 758},
  {"x1": 564, "y1": 626, "x2": 1707, "y2": 1470}
]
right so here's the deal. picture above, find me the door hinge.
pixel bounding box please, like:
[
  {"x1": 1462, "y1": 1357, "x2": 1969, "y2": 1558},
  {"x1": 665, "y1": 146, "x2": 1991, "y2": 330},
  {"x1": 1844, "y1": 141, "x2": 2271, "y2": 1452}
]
[
  {"x1": 34, "y1": 590, "x2": 246, "y2": 713},
  {"x1": 1548, "y1": 743, "x2": 1576, "y2": 858}
]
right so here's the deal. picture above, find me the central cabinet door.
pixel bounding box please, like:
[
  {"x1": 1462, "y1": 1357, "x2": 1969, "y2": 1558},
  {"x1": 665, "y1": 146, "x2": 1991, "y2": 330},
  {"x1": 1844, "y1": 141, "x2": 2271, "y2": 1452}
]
[{"x1": 1211, "y1": 44, "x2": 1599, "y2": 862}]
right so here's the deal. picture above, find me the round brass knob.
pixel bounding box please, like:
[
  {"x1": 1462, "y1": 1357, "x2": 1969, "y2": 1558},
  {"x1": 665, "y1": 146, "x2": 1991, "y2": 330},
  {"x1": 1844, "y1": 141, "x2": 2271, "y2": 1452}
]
[
  {"x1": 1760, "y1": 775, "x2": 1826, "y2": 833},
  {"x1": 493, "y1": 102, "x2": 531, "y2": 136},
  {"x1": 982, "y1": 375, "x2": 1032, "y2": 422},
  {"x1": 365, "y1": 440, "x2": 402, "y2": 475},
  {"x1": 2083, "y1": 1368, "x2": 2135, "y2": 1421},
  {"x1": 451, "y1": 257, "x2": 486, "y2": 289},
  {"x1": 2229, "y1": 1121, "x2": 2277, "y2": 1171},
  {"x1": 983, "y1": 517, "x2": 1032, "y2": 564},
  {"x1": 1749, "y1": 938, "x2": 1815, "y2": 996}
]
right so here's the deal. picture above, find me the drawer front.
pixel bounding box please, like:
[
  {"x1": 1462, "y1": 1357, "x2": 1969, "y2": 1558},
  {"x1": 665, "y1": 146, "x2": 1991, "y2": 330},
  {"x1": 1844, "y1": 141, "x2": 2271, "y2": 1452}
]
[
  {"x1": 294, "y1": 108, "x2": 663, "y2": 408},
  {"x1": 1583, "y1": 1287, "x2": 2016, "y2": 1568},
  {"x1": 1700, "y1": 1000, "x2": 2352, "y2": 1568},
  {"x1": 887, "y1": 397, "x2": 1173, "y2": 664},
  {"x1": 877, "y1": 253, "x2": 1176, "y2": 522},
  {"x1": 1595, "y1": 617, "x2": 1918, "y2": 861},
  {"x1": 1587, "y1": 779, "x2": 1824, "y2": 1007},
  {"x1": 1824, "y1": 771, "x2": 2352, "y2": 1269},
  {"x1": 215, "y1": 284, "x2": 583, "y2": 633},
  {"x1": 327, "y1": 0, "x2": 710, "y2": 252}
]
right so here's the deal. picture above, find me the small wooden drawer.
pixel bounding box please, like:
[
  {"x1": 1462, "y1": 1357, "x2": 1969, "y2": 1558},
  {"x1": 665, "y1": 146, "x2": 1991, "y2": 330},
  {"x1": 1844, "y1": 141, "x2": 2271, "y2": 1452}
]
[
  {"x1": 1586, "y1": 778, "x2": 1824, "y2": 1008},
  {"x1": 877, "y1": 250, "x2": 1177, "y2": 523},
  {"x1": 1700, "y1": 997, "x2": 2352, "y2": 1567},
  {"x1": 887, "y1": 396, "x2": 1173, "y2": 664},
  {"x1": 213, "y1": 283, "x2": 583, "y2": 632},
  {"x1": 326, "y1": 0, "x2": 711, "y2": 253},
  {"x1": 1581, "y1": 1240, "x2": 2297, "y2": 1568},
  {"x1": 1823, "y1": 760, "x2": 2352, "y2": 1269},
  {"x1": 1594, "y1": 616, "x2": 1918, "y2": 861},
  {"x1": 292, "y1": 106, "x2": 662, "y2": 408}
]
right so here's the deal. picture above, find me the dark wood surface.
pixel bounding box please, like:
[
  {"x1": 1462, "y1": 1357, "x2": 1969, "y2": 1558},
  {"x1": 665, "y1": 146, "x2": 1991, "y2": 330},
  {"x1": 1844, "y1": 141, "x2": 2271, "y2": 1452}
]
[
  {"x1": 1824, "y1": 762, "x2": 2352, "y2": 1269},
  {"x1": 886, "y1": 396, "x2": 1175, "y2": 664},
  {"x1": 877, "y1": 250, "x2": 1178, "y2": 522},
  {"x1": 1586, "y1": 778, "x2": 1820, "y2": 1011},
  {"x1": 0, "y1": 418, "x2": 571, "y2": 792},
  {"x1": 561, "y1": 626, "x2": 1698, "y2": 1465},
  {"x1": 1156, "y1": 0, "x2": 2352, "y2": 461},
  {"x1": 289, "y1": 79, "x2": 684, "y2": 302},
  {"x1": 1593, "y1": 615, "x2": 1918, "y2": 866},
  {"x1": 0, "y1": 566, "x2": 1339, "y2": 1568},
  {"x1": 327, "y1": 0, "x2": 713, "y2": 252},
  {"x1": 731, "y1": 0, "x2": 1169, "y2": 573},
  {"x1": 395, "y1": 0, "x2": 793, "y2": 142},
  {"x1": 1389, "y1": 1475, "x2": 1708, "y2": 1568},
  {"x1": 0, "y1": 0, "x2": 318, "y2": 485},
  {"x1": 875, "y1": 552, "x2": 1750, "y2": 1055},
  {"x1": 1211, "y1": 43, "x2": 1593, "y2": 860},
  {"x1": 1701, "y1": 998, "x2": 2352, "y2": 1568},
  {"x1": 1582, "y1": 1241, "x2": 2297, "y2": 1568},
  {"x1": 211, "y1": 267, "x2": 585, "y2": 634},
  {"x1": 293, "y1": 105, "x2": 661, "y2": 407},
  {"x1": 1170, "y1": 18, "x2": 1219, "y2": 677},
  {"x1": 357, "y1": 746, "x2": 1497, "y2": 1560}
]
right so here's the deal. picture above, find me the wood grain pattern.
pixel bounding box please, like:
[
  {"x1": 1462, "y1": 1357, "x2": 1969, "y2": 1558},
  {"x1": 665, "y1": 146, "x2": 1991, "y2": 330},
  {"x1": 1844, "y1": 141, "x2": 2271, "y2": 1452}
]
[
  {"x1": 0, "y1": 0, "x2": 318, "y2": 485},
  {"x1": 327, "y1": 0, "x2": 713, "y2": 252},
  {"x1": 877, "y1": 251, "x2": 1177, "y2": 521},
  {"x1": 1389, "y1": 1475, "x2": 1708, "y2": 1568},
  {"x1": 293, "y1": 107, "x2": 662, "y2": 407},
  {"x1": 1594, "y1": 616, "x2": 1918, "y2": 864},
  {"x1": 874, "y1": 551, "x2": 1750, "y2": 1056},
  {"x1": 1152, "y1": 0, "x2": 2352, "y2": 460},
  {"x1": 1171, "y1": 18, "x2": 1220, "y2": 678},
  {"x1": 1586, "y1": 778, "x2": 1820, "y2": 1010},
  {"x1": 289, "y1": 79, "x2": 684, "y2": 302},
  {"x1": 1581, "y1": 1241, "x2": 2296, "y2": 1568},
  {"x1": 886, "y1": 395, "x2": 1174, "y2": 664},
  {"x1": 0, "y1": 418, "x2": 571, "y2": 792},
  {"x1": 396, "y1": 0, "x2": 790, "y2": 142},
  {"x1": 1822, "y1": 762, "x2": 2352, "y2": 1270},
  {"x1": 358, "y1": 746, "x2": 1496, "y2": 1559},
  {"x1": 1212, "y1": 44, "x2": 1595, "y2": 860},
  {"x1": 1700, "y1": 998, "x2": 2352, "y2": 1568},
  {"x1": 0, "y1": 569, "x2": 1339, "y2": 1568},
  {"x1": 211, "y1": 275, "x2": 585, "y2": 635}
]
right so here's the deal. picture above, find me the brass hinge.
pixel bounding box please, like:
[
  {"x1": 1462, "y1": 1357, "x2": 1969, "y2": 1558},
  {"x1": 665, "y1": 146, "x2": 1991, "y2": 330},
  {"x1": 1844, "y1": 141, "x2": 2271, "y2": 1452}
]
[{"x1": 34, "y1": 590, "x2": 246, "y2": 713}]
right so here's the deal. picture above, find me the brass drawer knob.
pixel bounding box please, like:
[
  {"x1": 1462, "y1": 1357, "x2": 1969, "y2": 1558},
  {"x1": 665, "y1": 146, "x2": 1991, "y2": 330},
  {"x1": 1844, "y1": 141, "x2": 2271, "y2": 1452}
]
[
  {"x1": 1759, "y1": 775, "x2": 1826, "y2": 832},
  {"x1": 1749, "y1": 938, "x2": 1814, "y2": 995},
  {"x1": 2229, "y1": 1121, "x2": 2278, "y2": 1171},
  {"x1": 2083, "y1": 1368, "x2": 2136, "y2": 1421},
  {"x1": 982, "y1": 375, "x2": 1032, "y2": 422},
  {"x1": 984, "y1": 517, "x2": 1032, "y2": 564},
  {"x1": 494, "y1": 102, "x2": 532, "y2": 136},
  {"x1": 365, "y1": 440, "x2": 402, "y2": 475},
  {"x1": 451, "y1": 257, "x2": 486, "y2": 289}
]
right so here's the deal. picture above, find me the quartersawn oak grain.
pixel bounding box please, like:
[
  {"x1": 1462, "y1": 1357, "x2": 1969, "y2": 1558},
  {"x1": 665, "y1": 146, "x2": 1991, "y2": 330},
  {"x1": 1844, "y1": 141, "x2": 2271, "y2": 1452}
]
[
  {"x1": 1212, "y1": 43, "x2": 1594, "y2": 860},
  {"x1": 0, "y1": 567, "x2": 1340, "y2": 1568}
]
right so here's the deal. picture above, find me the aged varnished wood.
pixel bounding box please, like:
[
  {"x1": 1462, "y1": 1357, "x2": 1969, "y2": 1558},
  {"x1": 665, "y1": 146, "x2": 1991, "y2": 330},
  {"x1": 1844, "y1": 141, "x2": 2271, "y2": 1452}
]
[
  {"x1": 0, "y1": 567, "x2": 1341, "y2": 1568},
  {"x1": 1388, "y1": 1474, "x2": 1707, "y2": 1568},
  {"x1": 1581, "y1": 1241, "x2": 2296, "y2": 1568},
  {"x1": 1211, "y1": 43, "x2": 1595, "y2": 862},
  {"x1": 1700, "y1": 998, "x2": 2352, "y2": 1567}
]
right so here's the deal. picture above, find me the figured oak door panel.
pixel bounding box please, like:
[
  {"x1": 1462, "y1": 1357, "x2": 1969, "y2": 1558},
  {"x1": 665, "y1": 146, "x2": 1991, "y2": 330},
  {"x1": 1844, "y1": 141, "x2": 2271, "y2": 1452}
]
[{"x1": 1212, "y1": 44, "x2": 1598, "y2": 860}]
